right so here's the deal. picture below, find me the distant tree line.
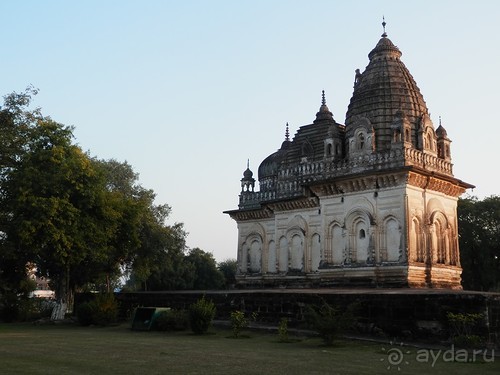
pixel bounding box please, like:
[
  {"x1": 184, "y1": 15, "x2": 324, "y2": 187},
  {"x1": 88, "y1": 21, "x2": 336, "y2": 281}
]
[
  {"x1": 458, "y1": 195, "x2": 500, "y2": 291},
  {"x1": 0, "y1": 87, "x2": 236, "y2": 321}
]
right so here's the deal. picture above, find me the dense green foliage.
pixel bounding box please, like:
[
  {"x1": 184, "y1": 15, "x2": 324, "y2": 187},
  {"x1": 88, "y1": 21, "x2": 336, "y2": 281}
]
[
  {"x1": 0, "y1": 88, "x2": 228, "y2": 322},
  {"x1": 186, "y1": 248, "x2": 225, "y2": 290},
  {"x1": 217, "y1": 258, "x2": 237, "y2": 288},
  {"x1": 189, "y1": 296, "x2": 216, "y2": 334},
  {"x1": 447, "y1": 312, "x2": 484, "y2": 348},
  {"x1": 75, "y1": 294, "x2": 118, "y2": 326},
  {"x1": 458, "y1": 195, "x2": 500, "y2": 291}
]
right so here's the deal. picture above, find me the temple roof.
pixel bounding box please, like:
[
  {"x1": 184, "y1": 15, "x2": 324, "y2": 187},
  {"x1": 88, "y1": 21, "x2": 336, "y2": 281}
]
[{"x1": 345, "y1": 32, "x2": 430, "y2": 149}]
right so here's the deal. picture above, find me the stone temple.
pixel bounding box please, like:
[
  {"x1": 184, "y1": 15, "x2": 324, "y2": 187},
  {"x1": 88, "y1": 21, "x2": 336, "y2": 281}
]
[{"x1": 224, "y1": 24, "x2": 474, "y2": 289}]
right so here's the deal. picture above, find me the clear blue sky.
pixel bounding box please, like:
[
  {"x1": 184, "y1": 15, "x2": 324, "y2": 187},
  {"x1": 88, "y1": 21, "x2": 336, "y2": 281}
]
[{"x1": 1, "y1": 0, "x2": 499, "y2": 261}]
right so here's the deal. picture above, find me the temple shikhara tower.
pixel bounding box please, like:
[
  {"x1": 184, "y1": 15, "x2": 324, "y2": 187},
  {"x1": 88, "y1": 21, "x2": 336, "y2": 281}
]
[{"x1": 225, "y1": 23, "x2": 473, "y2": 289}]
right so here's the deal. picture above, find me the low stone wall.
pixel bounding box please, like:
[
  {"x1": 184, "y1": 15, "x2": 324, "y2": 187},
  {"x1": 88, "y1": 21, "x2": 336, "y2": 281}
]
[{"x1": 109, "y1": 288, "x2": 500, "y2": 342}]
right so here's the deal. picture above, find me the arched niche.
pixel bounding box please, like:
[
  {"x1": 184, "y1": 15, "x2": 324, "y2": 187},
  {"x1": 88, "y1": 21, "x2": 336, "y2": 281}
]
[
  {"x1": 289, "y1": 232, "x2": 304, "y2": 271},
  {"x1": 240, "y1": 223, "x2": 266, "y2": 274},
  {"x1": 430, "y1": 211, "x2": 449, "y2": 265},
  {"x1": 286, "y1": 215, "x2": 307, "y2": 272},
  {"x1": 410, "y1": 216, "x2": 424, "y2": 262},
  {"x1": 244, "y1": 233, "x2": 263, "y2": 273},
  {"x1": 345, "y1": 209, "x2": 374, "y2": 264}
]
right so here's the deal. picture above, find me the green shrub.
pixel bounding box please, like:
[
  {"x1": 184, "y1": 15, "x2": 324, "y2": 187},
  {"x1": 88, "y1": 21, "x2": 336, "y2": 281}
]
[
  {"x1": 278, "y1": 318, "x2": 289, "y2": 343},
  {"x1": 453, "y1": 334, "x2": 483, "y2": 348},
  {"x1": 230, "y1": 310, "x2": 248, "y2": 338},
  {"x1": 189, "y1": 296, "x2": 216, "y2": 334},
  {"x1": 229, "y1": 310, "x2": 258, "y2": 338},
  {"x1": 306, "y1": 301, "x2": 356, "y2": 346},
  {"x1": 91, "y1": 293, "x2": 118, "y2": 326},
  {"x1": 447, "y1": 312, "x2": 484, "y2": 347},
  {"x1": 154, "y1": 309, "x2": 189, "y2": 331},
  {"x1": 76, "y1": 302, "x2": 96, "y2": 326}
]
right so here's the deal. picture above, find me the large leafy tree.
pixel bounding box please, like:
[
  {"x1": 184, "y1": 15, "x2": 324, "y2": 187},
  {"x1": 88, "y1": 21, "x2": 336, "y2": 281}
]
[
  {"x1": 3, "y1": 117, "x2": 107, "y2": 317},
  {"x1": 78, "y1": 159, "x2": 147, "y2": 292},
  {"x1": 0, "y1": 89, "x2": 169, "y2": 319},
  {"x1": 2, "y1": 88, "x2": 220, "y2": 321},
  {"x1": 129, "y1": 220, "x2": 194, "y2": 291},
  {"x1": 458, "y1": 195, "x2": 500, "y2": 291},
  {"x1": 1, "y1": 88, "x2": 49, "y2": 305}
]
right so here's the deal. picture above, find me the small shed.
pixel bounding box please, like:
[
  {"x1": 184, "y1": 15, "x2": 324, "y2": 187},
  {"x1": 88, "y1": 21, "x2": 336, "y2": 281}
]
[{"x1": 131, "y1": 307, "x2": 170, "y2": 331}]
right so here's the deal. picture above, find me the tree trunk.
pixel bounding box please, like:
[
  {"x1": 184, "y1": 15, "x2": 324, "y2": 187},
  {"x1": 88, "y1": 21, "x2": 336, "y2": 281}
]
[
  {"x1": 50, "y1": 300, "x2": 67, "y2": 321},
  {"x1": 106, "y1": 273, "x2": 111, "y2": 293},
  {"x1": 50, "y1": 265, "x2": 70, "y2": 321}
]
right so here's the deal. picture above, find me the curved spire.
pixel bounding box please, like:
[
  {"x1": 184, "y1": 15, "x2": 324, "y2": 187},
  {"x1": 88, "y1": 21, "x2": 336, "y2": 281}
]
[{"x1": 346, "y1": 27, "x2": 430, "y2": 149}]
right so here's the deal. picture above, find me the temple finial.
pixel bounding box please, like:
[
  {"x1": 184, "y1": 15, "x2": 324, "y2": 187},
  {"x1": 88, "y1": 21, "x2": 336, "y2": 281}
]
[
  {"x1": 382, "y1": 16, "x2": 387, "y2": 38},
  {"x1": 285, "y1": 122, "x2": 290, "y2": 141},
  {"x1": 321, "y1": 90, "x2": 326, "y2": 106},
  {"x1": 439, "y1": 116, "x2": 442, "y2": 126},
  {"x1": 247, "y1": 159, "x2": 250, "y2": 169}
]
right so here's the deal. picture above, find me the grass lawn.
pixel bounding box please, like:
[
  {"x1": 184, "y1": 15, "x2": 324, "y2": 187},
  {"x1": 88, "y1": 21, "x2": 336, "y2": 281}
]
[{"x1": 0, "y1": 323, "x2": 498, "y2": 374}]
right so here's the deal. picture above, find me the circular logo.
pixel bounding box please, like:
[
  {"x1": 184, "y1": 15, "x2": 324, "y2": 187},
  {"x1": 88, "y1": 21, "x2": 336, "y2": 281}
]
[{"x1": 387, "y1": 348, "x2": 404, "y2": 366}]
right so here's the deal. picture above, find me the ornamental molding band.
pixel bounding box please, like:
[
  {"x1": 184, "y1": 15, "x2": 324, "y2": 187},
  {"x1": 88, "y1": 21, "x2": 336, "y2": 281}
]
[{"x1": 224, "y1": 22, "x2": 474, "y2": 289}]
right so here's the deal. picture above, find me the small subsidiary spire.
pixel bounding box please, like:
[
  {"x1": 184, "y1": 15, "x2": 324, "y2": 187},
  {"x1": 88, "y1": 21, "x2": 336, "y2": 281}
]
[
  {"x1": 382, "y1": 16, "x2": 387, "y2": 38},
  {"x1": 314, "y1": 90, "x2": 334, "y2": 123},
  {"x1": 241, "y1": 159, "x2": 255, "y2": 192},
  {"x1": 285, "y1": 122, "x2": 290, "y2": 141}
]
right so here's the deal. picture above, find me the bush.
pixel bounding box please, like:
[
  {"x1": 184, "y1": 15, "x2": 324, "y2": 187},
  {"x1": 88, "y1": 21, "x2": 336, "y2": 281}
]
[
  {"x1": 452, "y1": 334, "x2": 484, "y2": 348},
  {"x1": 305, "y1": 301, "x2": 357, "y2": 346},
  {"x1": 75, "y1": 294, "x2": 118, "y2": 326},
  {"x1": 229, "y1": 310, "x2": 257, "y2": 338},
  {"x1": 447, "y1": 312, "x2": 484, "y2": 348},
  {"x1": 154, "y1": 309, "x2": 189, "y2": 331},
  {"x1": 18, "y1": 298, "x2": 55, "y2": 322},
  {"x1": 277, "y1": 318, "x2": 289, "y2": 343},
  {"x1": 230, "y1": 310, "x2": 248, "y2": 338},
  {"x1": 189, "y1": 296, "x2": 216, "y2": 334},
  {"x1": 92, "y1": 293, "x2": 118, "y2": 326}
]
